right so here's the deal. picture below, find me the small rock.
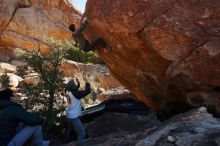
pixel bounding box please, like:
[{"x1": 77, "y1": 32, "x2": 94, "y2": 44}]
[
  {"x1": 10, "y1": 87, "x2": 20, "y2": 93},
  {"x1": 201, "y1": 8, "x2": 211, "y2": 19},
  {"x1": 198, "y1": 106, "x2": 207, "y2": 113},
  {"x1": 10, "y1": 60, "x2": 27, "y2": 66},
  {"x1": 167, "y1": 136, "x2": 176, "y2": 143},
  {"x1": 0, "y1": 62, "x2": 16, "y2": 73},
  {"x1": 7, "y1": 73, "x2": 23, "y2": 87}
]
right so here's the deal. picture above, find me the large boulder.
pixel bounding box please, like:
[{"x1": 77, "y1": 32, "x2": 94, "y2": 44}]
[
  {"x1": 83, "y1": 0, "x2": 220, "y2": 115},
  {"x1": 0, "y1": 0, "x2": 81, "y2": 60}
]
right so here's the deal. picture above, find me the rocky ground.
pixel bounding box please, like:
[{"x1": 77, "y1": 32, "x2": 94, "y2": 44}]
[{"x1": 61, "y1": 107, "x2": 220, "y2": 146}]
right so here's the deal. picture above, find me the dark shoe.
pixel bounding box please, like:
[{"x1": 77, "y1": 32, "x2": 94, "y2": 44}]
[{"x1": 85, "y1": 133, "x2": 89, "y2": 139}]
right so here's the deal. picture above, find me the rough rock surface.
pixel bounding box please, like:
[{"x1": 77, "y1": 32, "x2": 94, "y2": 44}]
[
  {"x1": 7, "y1": 73, "x2": 23, "y2": 87},
  {"x1": 61, "y1": 60, "x2": 122, "y2": 91},
  {"x1": 86, "y1": 112, "x2": 159, "y2": 138},
  {"x1": 0, "y1": 0, "x2": 81, "y2": 61},
  {"x1": 0, "y1": 62, "x2": 16, "y2": 73},
  {"x1": 99, "y1": 87, "x2": 134, "y2": 101},
  {"x1": 136, "y1": 107, "x2": 220, "y2": 146},
  {"x1": 66, "y1": 107, "x2": 220, "y2": 146},
  {"x1": 67, "y1": 112, "x2": 159, "y2": 146},
  {"x1": 84, "y1": 0, "x2": 220, "y2": 115}
]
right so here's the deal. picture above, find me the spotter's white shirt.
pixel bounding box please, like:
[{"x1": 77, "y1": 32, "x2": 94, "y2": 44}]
[{"x1": 65, "y1": 91, "x2": 82, "y2": 119}]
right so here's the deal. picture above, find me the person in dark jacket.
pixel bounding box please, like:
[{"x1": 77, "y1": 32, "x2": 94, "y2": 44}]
[
  {"x1": 69, "y1": 18, "x2": 106, "y2": 52},
  {"x1": 64, "y1": 79, "x2": 91, "y2": 143},
  {"x1": 0, "y1": 88, "x2": 49, "y2": 146}
]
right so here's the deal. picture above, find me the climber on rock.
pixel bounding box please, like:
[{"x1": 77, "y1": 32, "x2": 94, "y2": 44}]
[{"x1": 69, "y1": 18, "x2": 106, "y2": 52}]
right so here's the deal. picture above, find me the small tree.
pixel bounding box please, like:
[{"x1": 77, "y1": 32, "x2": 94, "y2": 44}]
[{"x1": 16, "y1": 39, "x2": 67, "y2": 114}]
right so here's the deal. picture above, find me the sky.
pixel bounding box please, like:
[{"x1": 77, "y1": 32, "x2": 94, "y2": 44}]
[{"x1": 70, "y1": 0, "x2": 87, "y2": 13}]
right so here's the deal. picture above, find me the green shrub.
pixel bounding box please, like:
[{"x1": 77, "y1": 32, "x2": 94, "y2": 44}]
[
  {"x1": 15, "y1": 39, "x2": 68, "y2": 142},
  {"x1": 0, "y1": 73, "x2": 9, "y2": 89},
  {"x1": 62, "y1": 41, "x2": 104, "y2": 64}
]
